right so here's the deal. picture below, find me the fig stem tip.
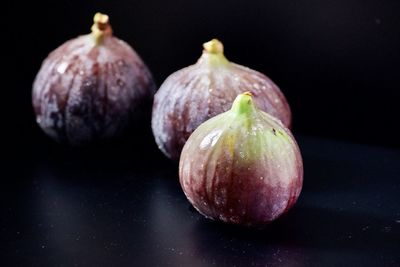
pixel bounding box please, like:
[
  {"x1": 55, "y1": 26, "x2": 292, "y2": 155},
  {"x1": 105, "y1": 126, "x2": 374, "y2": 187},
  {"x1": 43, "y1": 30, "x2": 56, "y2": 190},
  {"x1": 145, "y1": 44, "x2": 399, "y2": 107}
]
[
  {"x1": 91, "y1": 12, "x2": 112, "y2": 45},
  {"x1": 203, "y1": 39, "x2": 224, "y2": 54},
  {"x1": 231, "y1": 92, "x2": 256, "y2": 115},
  {"x1": 243, "y1": 91, "x2": 253, "y2": 97},
  {"x1": 94, "y1": 12, "x2": 109, "y2": 26}
]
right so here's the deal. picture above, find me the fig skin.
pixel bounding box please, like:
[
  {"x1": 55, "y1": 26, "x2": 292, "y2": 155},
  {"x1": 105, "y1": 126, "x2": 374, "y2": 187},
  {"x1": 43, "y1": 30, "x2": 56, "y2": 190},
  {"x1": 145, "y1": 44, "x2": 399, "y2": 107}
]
[
  {"x1": 152, "y1": 39, "x2": 291, "y2": 161},
  {"x1": 179, "y1": 92, "x2": 302, "y2": 227},
  {"x1": 32, "y1": 13, "x2": 156, "y2": 145}
]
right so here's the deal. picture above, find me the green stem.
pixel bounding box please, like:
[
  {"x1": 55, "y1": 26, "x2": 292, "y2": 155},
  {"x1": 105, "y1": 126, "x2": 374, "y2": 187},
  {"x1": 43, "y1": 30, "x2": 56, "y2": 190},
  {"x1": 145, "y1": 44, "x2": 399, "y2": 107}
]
[{"x1": 231, "y1": 92, "x2": 257, "y2": 115}]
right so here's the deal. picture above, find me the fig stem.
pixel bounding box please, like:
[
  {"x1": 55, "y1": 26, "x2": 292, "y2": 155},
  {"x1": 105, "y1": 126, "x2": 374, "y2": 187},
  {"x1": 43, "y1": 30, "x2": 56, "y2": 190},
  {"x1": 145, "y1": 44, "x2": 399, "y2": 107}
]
[
  {"x1": 91, "y1": 12, "x2": 113, "y2": 45},
  {"x1": 200, "y1": 39, "x2": 229, "y2": 66},
  {"x1": 231, "y1": 92, "x2": 256, "y2": 115},
  {"x1": 203, "y1": 39, "x2": 224, "y2": 54}
]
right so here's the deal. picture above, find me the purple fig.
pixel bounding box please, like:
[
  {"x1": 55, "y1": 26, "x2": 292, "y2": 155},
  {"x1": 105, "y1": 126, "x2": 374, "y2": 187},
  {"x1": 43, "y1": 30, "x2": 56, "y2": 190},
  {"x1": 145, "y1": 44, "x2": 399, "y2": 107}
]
[
  {"x1": 152, "y1": 39, "x2": 291, "y2": 160},
  {"x1": 179, "y1": 92, "x2": 302, "y2": 227},
  {"x1": 32, "y1": 13, "x2": 156, "y2": 145}
]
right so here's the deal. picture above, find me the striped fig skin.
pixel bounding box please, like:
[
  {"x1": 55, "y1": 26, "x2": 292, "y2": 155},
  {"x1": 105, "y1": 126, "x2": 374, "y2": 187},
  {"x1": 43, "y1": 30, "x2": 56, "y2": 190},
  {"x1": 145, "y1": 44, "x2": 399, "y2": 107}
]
[
  {"x1": 32, "y1": 33, "x2": 155, "y2": 145},
  {"x1": 152, "y1": 40, "x2": 291, "y2": 161},
  {"x1": 179, "y1": 93, "x2": 302, "y2": 226}
]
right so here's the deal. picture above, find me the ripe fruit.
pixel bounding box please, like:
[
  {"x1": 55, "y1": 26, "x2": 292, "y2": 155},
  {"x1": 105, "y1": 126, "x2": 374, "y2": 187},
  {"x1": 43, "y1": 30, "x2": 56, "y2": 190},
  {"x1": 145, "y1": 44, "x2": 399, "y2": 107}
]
[
  {"x1": 179, "y1": 92, "x2": 302, "y2": 226},
  {"x1": 152, "y1": 39, "x2": 291, "y2": 160},
  {"x1": 32, "y1": 13, "x2": 156, "y2": 145}
]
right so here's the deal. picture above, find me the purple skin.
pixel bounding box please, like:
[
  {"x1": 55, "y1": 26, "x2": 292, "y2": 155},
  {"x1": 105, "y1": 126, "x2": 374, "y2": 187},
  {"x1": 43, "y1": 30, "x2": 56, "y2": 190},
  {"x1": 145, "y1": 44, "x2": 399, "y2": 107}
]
[
  {"x1": 179, "y1": 93, "x2": 302, "y2": 227},
  {"x1": 152, "y1": 39, "x2": 291, "y2": 161},
  {"x1": 32, "y1": 15, "x2": 155, "y2": 145}
]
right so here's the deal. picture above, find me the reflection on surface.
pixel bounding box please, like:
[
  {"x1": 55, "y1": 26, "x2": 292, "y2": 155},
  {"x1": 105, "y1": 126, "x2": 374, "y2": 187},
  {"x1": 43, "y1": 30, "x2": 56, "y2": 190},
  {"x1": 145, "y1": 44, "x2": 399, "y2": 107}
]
[
  {"x1": 149, "y1": 173, "x2": 202, "y2": 266},
  {"x1": 150, "y1": 173, "x2": 307, "y2": 267},
  {"x1": 7, "y1": 136, "x2": 400, "y2": 266},
  {"x1": 30, "y1": 154, "x2": 168, "y2": 266}
]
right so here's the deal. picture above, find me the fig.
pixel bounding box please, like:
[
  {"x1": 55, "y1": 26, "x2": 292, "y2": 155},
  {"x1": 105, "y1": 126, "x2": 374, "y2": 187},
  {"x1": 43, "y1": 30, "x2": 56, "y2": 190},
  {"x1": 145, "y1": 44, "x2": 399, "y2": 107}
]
[
  {"x1": 179, "y1": 92, "x2": 302, "y2": 227},
  {"x1": 32, "y1": 13, "x2": 156, "y2": 145},
  {"x1": 152, "y1": 39, "x2": 291, "y2": 160}
]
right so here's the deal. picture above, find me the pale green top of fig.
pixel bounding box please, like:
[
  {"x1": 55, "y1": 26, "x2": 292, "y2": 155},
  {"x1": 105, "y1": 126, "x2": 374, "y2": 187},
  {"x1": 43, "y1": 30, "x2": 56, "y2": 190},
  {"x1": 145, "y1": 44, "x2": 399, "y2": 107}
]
[
  {"x1": 231, "y1": 91, "x2": 257, "y2": 115},
  {"x1": 200, "y1": 92, "x2": 293, "y2": 161},
  {"x1": 199, "y1": 39, "x2": 230, "y2": 66},
  {"x1": 91, "y1": 12, "x2": 113, "y2": 45}
]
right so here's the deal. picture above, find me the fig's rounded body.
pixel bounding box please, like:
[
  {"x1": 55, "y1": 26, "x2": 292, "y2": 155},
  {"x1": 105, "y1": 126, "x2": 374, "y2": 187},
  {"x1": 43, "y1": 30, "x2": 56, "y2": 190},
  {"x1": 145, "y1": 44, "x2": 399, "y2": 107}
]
[
  {"x1": 33, "y1": 14, "x2": 155, "y2": 145},
  {"x1": 152, "y1": 39, "x2": 291, "y2": 160},
  {"x1": 179, "y1": 93, "x2": 302, "y2": 226}
]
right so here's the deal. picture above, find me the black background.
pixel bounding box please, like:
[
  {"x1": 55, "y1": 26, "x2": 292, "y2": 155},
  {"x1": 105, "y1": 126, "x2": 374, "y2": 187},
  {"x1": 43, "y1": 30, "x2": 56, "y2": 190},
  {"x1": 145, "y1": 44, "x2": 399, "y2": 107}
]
[
  {"x1": 3, "y1": 1, "x2": 400, "y2": 267},
  {"x1": 5, "y1": 0, "x2": 400, "y2": 149}
]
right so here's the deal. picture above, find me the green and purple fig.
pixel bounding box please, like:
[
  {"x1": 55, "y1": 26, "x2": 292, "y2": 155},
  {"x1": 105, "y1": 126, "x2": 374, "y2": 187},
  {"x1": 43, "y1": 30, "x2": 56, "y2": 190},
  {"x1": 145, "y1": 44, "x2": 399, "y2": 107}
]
[
  {"x1": 152, "y1": 39, "x2": 291, "y2": 160},
  {"x1": 179, "y1": 92, "x2": 302, "y2": 227},
  {"x1": 32, "y1": 13, "x2": 156, "y2": 145}
]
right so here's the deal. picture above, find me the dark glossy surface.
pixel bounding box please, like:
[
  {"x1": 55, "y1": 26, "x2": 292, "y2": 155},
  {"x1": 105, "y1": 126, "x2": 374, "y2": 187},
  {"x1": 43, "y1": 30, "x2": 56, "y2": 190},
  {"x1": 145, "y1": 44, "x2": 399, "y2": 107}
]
[{"x1": 2, "y1": 136, "x2": 400, "y2": 266}]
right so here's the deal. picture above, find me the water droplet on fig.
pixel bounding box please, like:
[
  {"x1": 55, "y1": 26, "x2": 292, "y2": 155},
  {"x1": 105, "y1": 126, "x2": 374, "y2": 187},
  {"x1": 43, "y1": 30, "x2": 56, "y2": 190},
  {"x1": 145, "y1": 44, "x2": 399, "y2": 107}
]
[
  {"x1": 57, "y1": 62, "x2": 69, "y2": 74},
  {"x1": 230, "y1": 216, "x2": 239, "y2": 223},
  {"x1": 117, "y1": 79, "x2": 125, "y2": 87}
]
